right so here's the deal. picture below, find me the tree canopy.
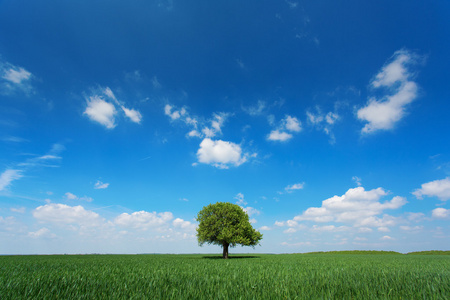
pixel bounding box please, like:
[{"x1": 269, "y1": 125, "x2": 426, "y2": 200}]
[{"x1": 196, "y1": 202, "x2": 263, "y2": 259}]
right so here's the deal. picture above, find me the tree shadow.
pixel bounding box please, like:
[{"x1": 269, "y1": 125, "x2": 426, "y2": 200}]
[{"x1": 202, "y1": 255, "x2": 260, "y2": 260}]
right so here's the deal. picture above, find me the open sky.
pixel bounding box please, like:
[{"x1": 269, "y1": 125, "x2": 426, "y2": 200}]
[{"x1": 1, "y1": 0, "x2": 449, "y2": 254}]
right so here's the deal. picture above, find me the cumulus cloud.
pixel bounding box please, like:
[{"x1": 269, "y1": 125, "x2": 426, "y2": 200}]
[
  {"x1": 287, "y1": 187, "x2": 406, "y2": 228},
  {"x1": 259, "y1": 226, "x2": 271, "y2": 231},
  {"x1": 0, "y1": 169, "x2": 23, "y2": 191},
  {"x1": 267, "y1": 130, "x2": 293, "y2": 142},
  {"x1": 267, "y1": 115, "x2": 301, "y2": 142},
  {"x1": 172, "y1": 218, "x2": 195, "y2": 230},
  {"x1": 432, "y1": 208, "x2": 450, "y2": 219},
  {"x1": 84, "y1": 96, "x2": 117, "y2": 129},
  {"x1": 114, "y1": 211, "x2": 173, "y2": 230},
  {"x1": 413, "y1": 178, "x2": 450, "y2": 201},
  {"x1": 357, "y1": 49, "x2": 422, "y2": 134},
  {"x1": 196, "y1": 138, "x2": 247, "y2": 168},
  {"x1": 33, "y1": 203, "x2": 102, "y2": 226}
]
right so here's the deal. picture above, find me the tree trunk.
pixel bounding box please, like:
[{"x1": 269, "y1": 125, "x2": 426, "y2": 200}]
[{"x1": 222, "y1": 242, "x2": 229, "y2": 259}]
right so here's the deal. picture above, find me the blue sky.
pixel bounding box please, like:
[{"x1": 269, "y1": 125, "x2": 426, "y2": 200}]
[{"x1": 1, "y1": 0, "x2": 449, "y2": 254}]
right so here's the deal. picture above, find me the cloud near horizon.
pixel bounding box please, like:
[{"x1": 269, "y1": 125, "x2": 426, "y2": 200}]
[{"x1": 278, "y1": 186, "x2": 407, "y2": 232}]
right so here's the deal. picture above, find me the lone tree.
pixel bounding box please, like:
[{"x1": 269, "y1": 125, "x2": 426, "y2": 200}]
[{"x1": 196, "y1": 202, "x2": 263, "y2": 259}]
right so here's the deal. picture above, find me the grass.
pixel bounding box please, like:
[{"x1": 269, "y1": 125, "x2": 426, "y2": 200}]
[{"x1": 0, "y1": 253, "x2": 449, "y2": 299}]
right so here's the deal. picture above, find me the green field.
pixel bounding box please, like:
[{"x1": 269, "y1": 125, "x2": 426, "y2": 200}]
[{"x1": 1, "y1": 253, "x2": 449, "y2": 299}]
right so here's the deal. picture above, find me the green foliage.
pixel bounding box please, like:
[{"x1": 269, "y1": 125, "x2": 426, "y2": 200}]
[
  {"x1": 0, "y1": 254, "x2": 449, "y2": 299},
  {"x1": 407, "y1": 250, "x2": 450, "y2": 255},
  {"x1": 306, "y1": 250, "x2": 402, "y2": 255},
  {"x1": 196, "y1": 202, "x2": 262, "y2": 249}
]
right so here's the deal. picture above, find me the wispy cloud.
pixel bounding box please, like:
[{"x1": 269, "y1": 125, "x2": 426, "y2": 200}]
[
  {"x1": 164, "y1": 103, "x2": 230, "y2": 140},
  {"x1": 94, "y1": 180, "x2": 109, "y2": 189},
  {"x1": 0, "y1": 169, "x2": 23, "y2": 192},
  {"x1": 306, "y1": 106, "x2": 339, "y2": 143},
  {"x1": 234, "y1": 193, "x2": 247, "y2": 205},
  {"x1": 0, "y1": 144, "x2": 64, "y2": 192},
  {"x1": 357, "y1": 49, "x2": 423, "y2": 134},
  {"x1": 65, "y1": 192, "x2": 93, "y2": 202},
  {"x1": 284, "y1": 182, "x2": 305, "y2": 193},
  {"x1": 0, "y1": 60, "x2": 34, "y2": 95}
]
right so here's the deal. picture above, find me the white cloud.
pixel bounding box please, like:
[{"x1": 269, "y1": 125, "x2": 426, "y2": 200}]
[
  {"x1": 234, "y1": 193, "x2": 247, "y2": 205},
  {"x1": 164, "y1": 104, "x2": 181, "y2": 120},
  {"x1": 380, "y1": 235, "x2": 394, "y2": 241},
  {"x1": 3, "y1": 67, "x2": 31, "y2": 84},
  {"x1": 267, "y1": 115, "x2": 302, "y2": 142},
  {"x1": 84, "y1": 87, "x2": 142, "y2": 128},
  {"x1": 84, "y1": 96, "x2": 117, "y2": 129},
  {"x1": 352, "y1": 176, "x2": 362, "y2": 186},
  {"x1": 242, "y1": 100, "x2": 266, "y2": 116},
  {"x1": 65, "y1": 192, "x2": 77, "y2": 200},
  {"x1": 357, "y1": 49, "x2": 421, "y2": 134},
  {"x1": 1, "y1": 61, "x2": 33, "y2": 94},
  {"x1": 259, "y1": 226, "x2": 271, "y2": 231},
  {"x1": 267, "y1": 130, "x2": 293, "y2": 142},
  {"x1": 33, "y1": 203, "x2": 102, "y2": 226},
  {"x1": 285, "y1": 182, "x2": 305, "y2": 193},
  {"x1": 311, "y1": 225, "x2": 350, "y2": 232},
  {"x1": 0, "y1": 169, "x2": 23, "y2": 191},
  {"x1": 103, "y1": 87, "x2": 117, "y2": 101},
  {"x1": 378, "y1": 227, "x2": 390, "y2": 232},
  {"x1": 114, "y1": 211, "x2": 173, "y2": 230},
  {"x1": 274, "y1": 221, "x2": 285, "y2": 227},
  {"x1": 284, "y1": 116, "x2": 302, "y2": 132},
  {"x1": 65, "y1": 192, "x2": 93, "y2": 202},
  {"x1": 291, "y1": 187, "x2": 406, "y2": 228},
  {"x1": 122, "y1": 106, "x2": 142, "y2": 123},
  {"x1": 172, "y1": 218, "x2": 194, "y2": 230},
  {"x1": 400, "y1": 225, "x2": 423, "y2": 231},
  {"x1": 306, "y1": 108, "x2": 339, "y2": 143},
  {"x1": 151, "y1": 76, "x2": 161, "y2": 89},
  {"x1": 94, "y1": 180, "x2": 110, "y2": 189},
  {"x1": 432, "y1": 208, "x2": 450, "y2": 219},
  {"x1": 197, "y1": 138, "x2": 247, "y2": 168},
  {"x1": 413, "y1": 178, "x2": 450, "y2": 201},
  {"x1": 28, "y1": 228, "x2": 55, "y2": 239},
  {"x1": 242, "y1": 206, "x2": 260, "y2": 217},
  {"x1": 10, "y1": 207, "x2": 26, "y2": 213}
]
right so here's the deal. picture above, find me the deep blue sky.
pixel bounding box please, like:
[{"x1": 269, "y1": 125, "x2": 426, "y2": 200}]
[{"x1": 1, "y1": 0, "x2": 449, "y2": 254}]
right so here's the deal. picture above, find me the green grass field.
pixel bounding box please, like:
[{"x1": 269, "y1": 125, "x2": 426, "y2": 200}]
[{"x1": 1, "y1": 252, "x2": 449, "y2": 299}]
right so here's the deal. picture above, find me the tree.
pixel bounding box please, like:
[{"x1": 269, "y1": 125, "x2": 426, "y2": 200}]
[{"x1": 196, "y1": 202, "x2": 263, "y2": 259}]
